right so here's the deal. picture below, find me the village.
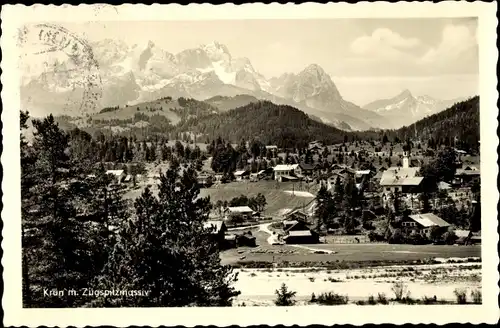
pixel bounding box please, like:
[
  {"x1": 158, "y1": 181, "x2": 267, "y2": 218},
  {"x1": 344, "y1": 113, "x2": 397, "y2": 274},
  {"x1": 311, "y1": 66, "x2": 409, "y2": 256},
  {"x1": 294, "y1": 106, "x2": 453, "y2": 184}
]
[{"x1": 101, "y1": 138, "x2": 481, "y2": 266}]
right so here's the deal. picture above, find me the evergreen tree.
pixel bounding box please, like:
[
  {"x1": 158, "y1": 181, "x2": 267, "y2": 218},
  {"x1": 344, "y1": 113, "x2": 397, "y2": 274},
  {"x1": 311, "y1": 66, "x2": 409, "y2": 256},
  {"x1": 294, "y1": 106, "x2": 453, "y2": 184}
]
[
  {"x1": 94, "y1": 167, "x2": 240, "y2": 306},
  {"x1": 315, "y1": 185, "x2": 335, "y2": 231},
  {"x1": 22, "y1": 115, "x2": 103, "y2": 307}
]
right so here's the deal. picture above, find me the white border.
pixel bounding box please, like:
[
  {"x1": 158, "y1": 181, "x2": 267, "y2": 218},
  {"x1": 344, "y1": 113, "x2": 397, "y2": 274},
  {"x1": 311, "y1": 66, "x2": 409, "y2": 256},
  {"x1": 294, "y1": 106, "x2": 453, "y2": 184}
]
[{"x1": 1, "y1": 3, "x2": 498, "y2": 326}]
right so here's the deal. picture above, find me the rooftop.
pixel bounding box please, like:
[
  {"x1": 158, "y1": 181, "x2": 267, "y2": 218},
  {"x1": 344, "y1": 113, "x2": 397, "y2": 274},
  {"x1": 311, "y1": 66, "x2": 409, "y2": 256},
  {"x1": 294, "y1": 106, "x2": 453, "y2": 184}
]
[
  {"x1": 226, "y1": 206, "x2": 254, "y2": 213},
  {"x1": 274, "y1": 164, "x2": 299, "y2": 171},
  {"x1": 204, "y1": 220, "x2": 225, "y2": 233},
  {"x1": 287, "y1": 230, "x2": 313, "y2": 237},
  {"x1": 408, "y1": 213, "x2": 450, "y2": 228},
  {"x1": 380, "y1": 167, "x2": 423, "y2": 186},
  {"x1": 106, "y1": 169, "x2": 124, "y2": 176},
  {"x1": 234, "y1": 170, "x2": 248, "y2": 176}
]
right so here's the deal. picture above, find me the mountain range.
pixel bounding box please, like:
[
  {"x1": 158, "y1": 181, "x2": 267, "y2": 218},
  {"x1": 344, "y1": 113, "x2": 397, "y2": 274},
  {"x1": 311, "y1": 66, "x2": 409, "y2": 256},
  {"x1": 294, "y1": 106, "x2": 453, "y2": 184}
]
[
  {"x1": 21, "y1": 39, "x2": 470, "y2": 131},
  {"x1": 363, "y1": 89, "x2": 468, "y2": 128}
]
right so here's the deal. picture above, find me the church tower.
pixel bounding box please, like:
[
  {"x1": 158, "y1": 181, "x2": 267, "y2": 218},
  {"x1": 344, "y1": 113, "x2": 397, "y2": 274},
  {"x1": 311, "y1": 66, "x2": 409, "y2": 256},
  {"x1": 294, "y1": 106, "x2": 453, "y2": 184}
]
[{"x1": 403, "y1": 150, "x2": 410, "y2": 168}]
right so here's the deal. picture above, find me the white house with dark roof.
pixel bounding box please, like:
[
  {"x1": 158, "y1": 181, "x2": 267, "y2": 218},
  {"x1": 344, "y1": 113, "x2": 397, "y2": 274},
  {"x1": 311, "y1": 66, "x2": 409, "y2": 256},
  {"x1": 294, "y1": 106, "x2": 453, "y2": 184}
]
[
  {"x1": 380, "y1": 167, "x2": 423, "y2": 195},
  {"x1": 224, "y1": 206, "x2": 256, "y2": 221},
  {"x1": 233, "y1": 170, "x2": 250, "y2": 181}
]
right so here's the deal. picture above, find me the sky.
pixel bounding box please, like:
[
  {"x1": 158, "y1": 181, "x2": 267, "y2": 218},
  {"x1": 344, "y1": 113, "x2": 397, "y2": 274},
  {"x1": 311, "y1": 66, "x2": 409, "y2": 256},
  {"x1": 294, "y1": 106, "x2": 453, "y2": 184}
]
[{"x1": 61, "y1": 18, "x2": 478, "y2": 105}]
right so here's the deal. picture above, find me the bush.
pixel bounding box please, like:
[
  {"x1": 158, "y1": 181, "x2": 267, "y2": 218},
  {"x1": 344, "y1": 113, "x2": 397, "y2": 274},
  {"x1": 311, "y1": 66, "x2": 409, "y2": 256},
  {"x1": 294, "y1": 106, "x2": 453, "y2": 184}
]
[
  {"x1": 377, "y1": 293, "x2": 389, "y2": 304},
  {"x1": 406, "y1": 233, "x2": 429, "y2": 245},
  {"x1": 310, "y1": 292, "x2": 317, "y2": 303},
  {"x1": 443, "y1": 231, "x2": 458, "y2": 245},
  {"x1": 389, "y1": 229, "x2": 405, "y2": 244},
  {"x1": 315, "y1": 292, "x2": 349, "y2": 305},
  {"x1": 470, "y1": 289, "x2": 482, "y2": 304},
  {"x1": 275, "y1": 283, "x2": 296, "y2": 306},
  {"x1": 454, "y1": 288, "x2": 468, "y2": 304},
  {"x1": 391, "y1": 282, "x2": 408, "y2": 301},
  {"x1": 421, "y1": 295, "x2": 438, "y2": 304},
  {"x1": 368, "y1": 231, "x2": 384, "y2": 242},
  {"x1": 367, "y1": 295, "x2": 376, "y2": 305}
]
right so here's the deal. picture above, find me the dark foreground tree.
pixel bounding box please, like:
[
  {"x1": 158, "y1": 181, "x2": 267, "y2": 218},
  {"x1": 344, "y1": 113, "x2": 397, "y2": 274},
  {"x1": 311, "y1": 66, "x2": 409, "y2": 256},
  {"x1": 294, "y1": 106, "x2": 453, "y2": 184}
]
[
  {"x1": 22, "y1": 114, "x2": 112, "y2": 307},
  {"x1": 93, "y1": 166, "x2": 240, "y2": 306}
]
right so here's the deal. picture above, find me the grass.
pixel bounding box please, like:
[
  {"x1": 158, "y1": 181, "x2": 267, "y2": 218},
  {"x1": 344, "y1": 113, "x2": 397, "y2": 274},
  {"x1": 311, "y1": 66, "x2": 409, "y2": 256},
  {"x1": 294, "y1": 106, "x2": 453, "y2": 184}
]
[{"x1": 199, "y1": 180, "x2": 316, "y2": 216}]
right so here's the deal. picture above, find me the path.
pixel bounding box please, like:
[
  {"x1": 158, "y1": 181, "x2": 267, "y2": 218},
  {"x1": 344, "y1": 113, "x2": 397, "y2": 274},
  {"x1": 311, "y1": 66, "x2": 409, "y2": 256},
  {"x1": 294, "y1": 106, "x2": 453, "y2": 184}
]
[
  {"x1": 258, "y1": 222, "x2": 281, "y2": 245},
  {"x1": 288, "y1": 244, "x2": 336, "y2": 254}
]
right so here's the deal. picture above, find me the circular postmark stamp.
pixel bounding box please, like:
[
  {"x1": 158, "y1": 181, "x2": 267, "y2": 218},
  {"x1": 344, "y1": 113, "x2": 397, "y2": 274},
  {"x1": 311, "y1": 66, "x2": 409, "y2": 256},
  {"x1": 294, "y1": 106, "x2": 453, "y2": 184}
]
[{"x1": 18, "y1": 23, "x2": 103, "y2": 115}]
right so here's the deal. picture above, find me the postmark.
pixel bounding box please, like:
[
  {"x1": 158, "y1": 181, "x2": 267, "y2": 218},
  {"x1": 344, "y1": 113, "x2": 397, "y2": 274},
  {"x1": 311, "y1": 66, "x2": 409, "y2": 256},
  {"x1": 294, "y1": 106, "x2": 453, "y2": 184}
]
[{"x1": 18, "y1": 23, "x2": 102, "y2": 115}]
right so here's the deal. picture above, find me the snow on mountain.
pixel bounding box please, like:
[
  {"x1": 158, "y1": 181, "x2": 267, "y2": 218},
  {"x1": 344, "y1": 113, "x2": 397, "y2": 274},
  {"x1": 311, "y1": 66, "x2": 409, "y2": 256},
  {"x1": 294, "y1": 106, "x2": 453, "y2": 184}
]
[
  {"x1": 363, "y1": 90, "x2": 468, "y2": 127},
  {"x1": 21, "y1": 38, "x2": 465, "y2": 131}
]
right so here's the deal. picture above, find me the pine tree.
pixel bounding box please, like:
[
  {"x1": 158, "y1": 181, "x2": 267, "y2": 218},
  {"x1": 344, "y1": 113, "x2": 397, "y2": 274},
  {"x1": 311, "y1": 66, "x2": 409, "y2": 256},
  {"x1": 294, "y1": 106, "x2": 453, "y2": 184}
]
[
  {"x1": 22, "y1": 115, "x2": 103, "y2": 307},
  {"x1": 94, "y1": 167, "x2": 240, "y2": 306}
]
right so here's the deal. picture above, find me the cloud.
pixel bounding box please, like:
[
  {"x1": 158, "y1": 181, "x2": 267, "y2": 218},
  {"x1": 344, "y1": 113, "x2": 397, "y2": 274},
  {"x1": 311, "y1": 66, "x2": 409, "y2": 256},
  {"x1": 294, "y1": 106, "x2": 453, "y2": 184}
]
[
  {"x1": 419, "y1": 24, "x2": 477, "y2": 64},
  {"x1": 350, "y1": 28, "x2": 421, "y2": 59}
]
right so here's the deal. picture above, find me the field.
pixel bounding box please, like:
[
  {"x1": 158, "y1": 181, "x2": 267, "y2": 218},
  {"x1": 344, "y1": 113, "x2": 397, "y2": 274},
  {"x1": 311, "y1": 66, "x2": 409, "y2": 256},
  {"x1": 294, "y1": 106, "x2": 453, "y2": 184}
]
[
  {"x1": 221, "y1": 235, "x2": 481, "y2": 266},
  {"x1": 199, "y1": 180, "x2": 318, "y2": 216},
  {"x1": 232, "y1": 262, "x2": 481, "y2": 306}
]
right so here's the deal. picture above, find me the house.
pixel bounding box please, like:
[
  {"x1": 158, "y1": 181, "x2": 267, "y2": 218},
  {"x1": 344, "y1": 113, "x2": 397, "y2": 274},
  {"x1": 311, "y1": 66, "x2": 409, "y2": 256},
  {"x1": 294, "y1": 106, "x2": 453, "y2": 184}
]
[
  {"x1": 224, "y1": 234, "x2": 237, "y2": 249},
  {"x1": 297, "y1": 162, "x2": 315, "y2": 176},
  {"x1": 380, "y1": 167, "x2": 423, "y2": 195},
  {"x1": 197, "y1": 173, "x2": 214, "y2": 187},
  {"x1": 401, "y1": 213, "x2": 450, "y2": 238},
  {"x1": 454, "y1": 229, "x2": 481, "y2": 245},
  {"x1": 283, "y1": 230, "x2": 320, "y2": 244},
  {"x1": 284, "y1": 209, "x2": 309, "y2": 222},
  {"x1": 283, "y1": 217, "x2": 310, "y2": 231},
  {"x1": 106, "y1": 170, "x2": 126, "y2": 183},
  {"x1": 224, "y1": 206, "x2": 255, "y2": 222},
  {"x1": 308, "y1": 140, "x2": 323, "y2": 150},
  {"x1": 204, "y1": 220, "x2": 228, "y2": 247},
  {"x1": 234, "y1": 170, "x2": 250, "y2": 181},
  {"x1": 438, "y1": 181, "x2": 452, "y2": 190},
  {"x1": 454, "y1": 166, "x2": 480, "y2": 185},
  {"x1": 265, "y1": 145, "x2": 278, "y2": 151},
  {"x1": 273, "y1": 164, "x2": 299, "y2": 181},
  {"x1": 236, "y1": 231, "x2": 257, "y2": 247},
  {"x1": 123, "y1": 174, "x2": 134, "y2": 184},
  {"x1": 250, "y1": 170, "x2": 267, "y2": 182}
]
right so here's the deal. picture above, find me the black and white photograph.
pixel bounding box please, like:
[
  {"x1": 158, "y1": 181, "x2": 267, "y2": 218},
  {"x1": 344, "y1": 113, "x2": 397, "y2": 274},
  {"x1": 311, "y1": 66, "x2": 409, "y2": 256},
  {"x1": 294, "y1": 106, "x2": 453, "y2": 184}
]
[{"x1": 2, "y1": 2, "x2": 498, "y2": 327}]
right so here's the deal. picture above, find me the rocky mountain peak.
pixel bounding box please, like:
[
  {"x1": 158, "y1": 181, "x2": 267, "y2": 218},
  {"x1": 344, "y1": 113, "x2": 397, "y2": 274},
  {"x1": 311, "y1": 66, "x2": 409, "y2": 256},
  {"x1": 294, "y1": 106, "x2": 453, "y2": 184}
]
[{"x1": 201, "y1": 41, "x2": 232, "y2": 62}]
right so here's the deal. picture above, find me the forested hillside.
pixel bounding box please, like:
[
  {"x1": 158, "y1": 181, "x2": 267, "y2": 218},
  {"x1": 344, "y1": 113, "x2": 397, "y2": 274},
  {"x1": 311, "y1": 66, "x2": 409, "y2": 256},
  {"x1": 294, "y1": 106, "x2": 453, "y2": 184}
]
[
  {"x1": 174, "y1": 101, "x2": 347, "y2": 148},
  {"x1": 389, "y1": 96, "x2": 480, "y2": 153}
]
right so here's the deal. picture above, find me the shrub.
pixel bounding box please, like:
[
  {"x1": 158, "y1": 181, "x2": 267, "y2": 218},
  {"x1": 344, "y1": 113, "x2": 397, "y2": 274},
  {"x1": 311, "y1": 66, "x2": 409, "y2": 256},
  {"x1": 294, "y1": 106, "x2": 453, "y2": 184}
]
[
  {"x1": 389, "y1": 229, "x2": 405, "y2": 244},
  {"x1": 328, "y1": 277, "x2": 341, "y2": 283},
  {"x1": 315, "y1": 292, "x2": 349, "y2": 305},
  {"x1": 470, "y1": 289, "x2": 482, "y2": 304},
  {"x1": 454, "y1": 288, "x2": 468, "y2": 304},
  {"x1": 422, "y1": 295, "x2": 438, "y2": 304},
  {"x1": 391, "y1": 282, "x2": 408, "y2": 301},
  {"x1": 308, "y1": 277, "x2": 315, "y2": 282},
  {"x1": 275, "y1": 283, "x2": 296, "y2": 306},
  {"x1": 443, "y1": 231, "x2": 458, "y2": 245},
  {"x1": 377, "y1": 293, "x2": 389, "y2": 304},
  {"x1": 310, "y1": 292, "x2": 317, "y2": 303},
  {"x1": 367, "y1": 295, "x2": 376, "y2": 305}
]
